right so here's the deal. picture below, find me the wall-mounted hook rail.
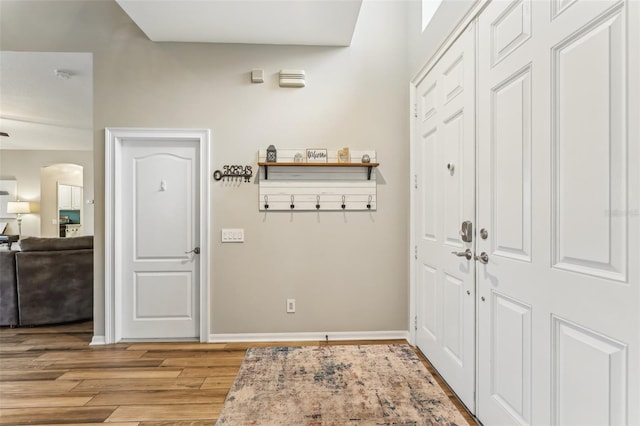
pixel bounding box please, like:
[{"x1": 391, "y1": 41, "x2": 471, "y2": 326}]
[
  {"x1": 213, "y1": 165, "x2": 253, "y2": 182},
  {"x1": 257, "y1": 149, "x2": 378, "y2": 211}
]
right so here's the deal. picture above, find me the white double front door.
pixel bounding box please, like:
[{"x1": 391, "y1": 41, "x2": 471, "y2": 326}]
[{"x1": 414, "y1": 0, "x2": 639, "y2": 424}]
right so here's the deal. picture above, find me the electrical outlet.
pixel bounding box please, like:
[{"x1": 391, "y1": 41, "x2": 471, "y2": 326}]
[{"x1": 286, "y1": 299, "x2": 296, "y2": 313}]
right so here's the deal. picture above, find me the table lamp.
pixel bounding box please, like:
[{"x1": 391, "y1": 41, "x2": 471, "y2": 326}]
[{"x1": 7, "y1": 201, "x2": 30, "y2": 239}]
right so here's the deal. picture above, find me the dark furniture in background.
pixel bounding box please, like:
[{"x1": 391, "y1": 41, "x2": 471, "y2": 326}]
[
  {"x1": 0, "y1": 234, "x2": 19, "y2": 249},
  {"x1": 0, "y1": 236, "x2": 93, "y2": 326}
]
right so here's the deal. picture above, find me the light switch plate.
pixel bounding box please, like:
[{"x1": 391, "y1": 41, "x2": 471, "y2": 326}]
[{"x1": 221, "y1": 228, "x2": 244, "y2": 243}]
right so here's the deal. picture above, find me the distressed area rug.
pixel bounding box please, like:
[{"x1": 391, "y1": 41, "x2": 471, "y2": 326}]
[{"x1": 216, "y1": 344, "x2": 470, "y2": 425}]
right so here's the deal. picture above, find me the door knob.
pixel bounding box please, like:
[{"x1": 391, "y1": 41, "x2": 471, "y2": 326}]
[
  {"x1": 185, "y1": 247, "x2": 200, "y2": 255},
  {"x1": 475, "y1": 252, "x2": 488, "y2": 264},
  {"x1": 451, "y1": 249, "x2": 472, "y2": 260}
]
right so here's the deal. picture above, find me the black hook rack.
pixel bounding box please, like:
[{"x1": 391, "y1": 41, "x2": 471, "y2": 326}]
[{"x1": 213, "y1": 165, "x2": 253, "y2": 182}]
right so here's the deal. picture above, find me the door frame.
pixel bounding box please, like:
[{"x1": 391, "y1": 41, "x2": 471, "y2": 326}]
[{"x1": 104, "y1": 128, "x2": 211, "y2": 344}]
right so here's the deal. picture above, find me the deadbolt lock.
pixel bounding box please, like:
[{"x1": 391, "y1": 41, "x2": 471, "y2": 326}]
[{"x1": 460, "y1": 221, "x2": 473, "y2": 243}]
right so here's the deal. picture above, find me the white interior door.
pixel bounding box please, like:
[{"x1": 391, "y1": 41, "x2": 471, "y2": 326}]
[
  {"x1": 414, "y1": 23, "x2": 476, "y2": 411},
  {"x1": 120, "y1": 139, "x2": 200, "y2": 340},
  {"x1": 477, "y1": 0, "x2": 639, "y2": 424}
]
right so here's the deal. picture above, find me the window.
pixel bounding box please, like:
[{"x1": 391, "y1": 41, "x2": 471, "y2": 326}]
[{"x1": 422, "y1": 0, "x2": 443, "y2": 32}]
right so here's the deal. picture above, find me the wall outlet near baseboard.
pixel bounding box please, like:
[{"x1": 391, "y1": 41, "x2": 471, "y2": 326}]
[{"x1": 286, "y1": 299, "x2": 296, "y2": 313}]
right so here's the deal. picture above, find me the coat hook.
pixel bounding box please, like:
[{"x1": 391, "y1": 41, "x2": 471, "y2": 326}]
[
  {"x1": 367, "y1": 195, "x2": 372, "y2": 209},
  {"x1": 290, "y1": 194, "x2": 295, "y2": 209},
  {"x1": 264, "y1": 195, "x2": 269, "y2": 209},
  {"x1": 341, "y1": 195, "x2": 346, "y2": 210},
  {"x1": 447, "y1": 163, "x2": 455, "y2": 173},
  {"x1": 316, "y1": 195, "x2": 321, "y2": 210}
]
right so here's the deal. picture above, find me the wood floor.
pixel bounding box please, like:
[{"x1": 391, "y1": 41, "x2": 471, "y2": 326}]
[{"x1": 0, "y1": 322, "x2": 477, "y2": 425}]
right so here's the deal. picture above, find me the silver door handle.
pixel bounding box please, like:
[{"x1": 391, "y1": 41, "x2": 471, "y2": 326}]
[
  {"x1": 185, "y1": 247, "x2": 200, "y2": 255},
  {"x1": 451, "y1": 249, "x2": 472, "y2": 260},
  {"x1": 475, "y1": 252, "x2": 488, "y2": 264}
]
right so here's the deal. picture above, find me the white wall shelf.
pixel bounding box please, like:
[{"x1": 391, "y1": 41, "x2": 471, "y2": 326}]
[{"x1": 258, "y1": 149, "x2": 378, "y2": 212}]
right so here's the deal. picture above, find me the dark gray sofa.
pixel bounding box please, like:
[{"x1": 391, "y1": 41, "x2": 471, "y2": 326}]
[
  {"x1": 0, "y1": 236, "x2": 93, "y2": 326},
  {"x1": 0, "y1": 250, "x2": 19, "y2": 326}
]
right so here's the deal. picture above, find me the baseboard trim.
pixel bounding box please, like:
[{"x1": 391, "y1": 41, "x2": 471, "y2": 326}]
[
  {"x1": 209, "y1": 330, "x2": 410, "y2": 343},
  {"x1": 90, "y1": 335, "x2": 106, "y2": 345}
]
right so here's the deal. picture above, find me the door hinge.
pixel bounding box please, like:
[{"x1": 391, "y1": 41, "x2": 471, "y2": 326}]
[
  {"x1": 414, "y1": 174, "x2": 418, "y2": 189},
  {"x1": 414, "y1": 245, "x2": 418, "y2": 260},
  {"x1": 414, "y1": 315, "x2": 418, "y2": 331},
  {"x1": 413, "y1": 103, "x2": 418, "y2": 118}
]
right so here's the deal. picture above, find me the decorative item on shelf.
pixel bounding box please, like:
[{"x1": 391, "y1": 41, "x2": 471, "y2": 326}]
[
  {"x1": 306, "y1": 148, "x2": 327, "y2": 163},
  {"x1": 213, "y1": 165, "x2": 253, "y2": 183},
  {"x1": 361, "y1": 154, "x2": 371, "y2": 163},
  {"x1": 294, "y1": 153, "x2": 304, "y2": 163},
  {"x1": 266, "y1": 145, "x2": 277, "y2": 162},
  {"x1": 337, "y1": 147, "x2": 350, "y2": 163}
]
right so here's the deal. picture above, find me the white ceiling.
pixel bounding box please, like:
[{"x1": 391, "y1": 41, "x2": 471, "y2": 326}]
[
  {"x1": 0, "y1": 51, "x2": 93, "y2": 151},
  {"x1": 115, "y1": 0, "x2": 363, "y2": 46}
]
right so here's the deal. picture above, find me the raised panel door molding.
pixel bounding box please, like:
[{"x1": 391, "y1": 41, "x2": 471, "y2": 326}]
[
  {"x1": 491, "y1": 0, "x2": 532, "y2": 67},
  {"x1": 489, "y1": 291, "x2": 532, "y2": 424},
  {"x1": 551, "y1": 4, "x2": 627, "y2": 281},
  {"x1": 491, "y1": 64, "x2": 532, "y2": 262},
  {"x1": 551, "y1": 316, "x2": 627, "y2": 425}
]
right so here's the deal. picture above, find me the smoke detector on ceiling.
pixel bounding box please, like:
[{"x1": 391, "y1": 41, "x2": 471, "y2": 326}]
[{"x1": 54, "y1": 69, "x2": 74, "y2": 80}]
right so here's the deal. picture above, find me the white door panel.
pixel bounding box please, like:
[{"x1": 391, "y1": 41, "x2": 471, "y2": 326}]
[
  {"x1": 415, "y1": 23, "x2": 476, "y2": 411},
  {"x1": 478, "y1": 1, "x2": 638, "y2": 425},
  {"x1": 121, "y1": 141, "x2": 200, "y2": 339}
]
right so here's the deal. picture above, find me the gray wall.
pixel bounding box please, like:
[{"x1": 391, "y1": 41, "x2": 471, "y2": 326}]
[{"x1": 1, "y1": 0, "x2": 411, "y2": 336}]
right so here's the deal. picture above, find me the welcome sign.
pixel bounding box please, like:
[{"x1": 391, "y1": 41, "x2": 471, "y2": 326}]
[{"x1": 305, "y1": 149, "x2": 328, "y2": 163}]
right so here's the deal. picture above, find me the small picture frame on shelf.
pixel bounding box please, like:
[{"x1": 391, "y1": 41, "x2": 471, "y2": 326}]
[
  {"x1": 337, "y1": 147, "x2": 350, "y2": 163},
  {"x1": 306, "y1": 148, "x2": 328, "y2": 163}
]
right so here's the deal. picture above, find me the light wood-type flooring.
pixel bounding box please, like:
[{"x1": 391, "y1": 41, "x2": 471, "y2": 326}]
[{"x1": 0, "y1": 321, "x2": 477, "y2": 425}]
